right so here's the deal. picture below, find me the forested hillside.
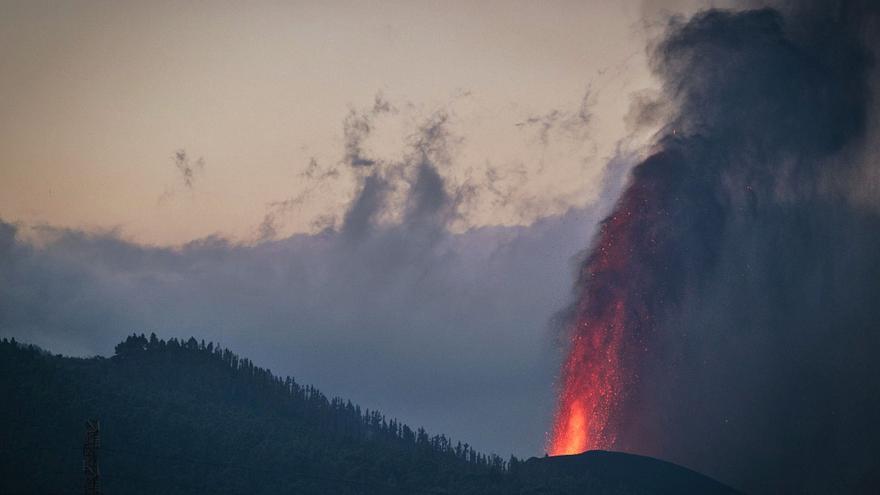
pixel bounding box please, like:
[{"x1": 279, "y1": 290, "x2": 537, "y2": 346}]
[
  {"x1": 1, "y1": 334, "x2": 514, "y2": 494},
  {"x1": 0, "y1": 335, "x2": 736, "y2": 494}
]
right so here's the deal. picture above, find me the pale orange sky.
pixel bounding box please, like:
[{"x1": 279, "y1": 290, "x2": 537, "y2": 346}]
[{"x1": 0, "y1": 0, "x2": 709, "y2": 245}]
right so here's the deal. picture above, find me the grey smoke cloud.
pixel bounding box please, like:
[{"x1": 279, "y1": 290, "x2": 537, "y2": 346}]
[
  {"x1": 516, "y1": 88, "x2": 595, "y2": 147},
  {"x1": 0, "y1": 211, "x2": 603, "y2": 459},
  {"x1": 173, "y1": 149, "x2": 205, "y2": 189},
  {"x1": 343, "y1": 94, "x2": 397, "y2": 168}
]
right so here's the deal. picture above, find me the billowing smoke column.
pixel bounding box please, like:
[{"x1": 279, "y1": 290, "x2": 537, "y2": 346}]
[{"x1": 551, "y1": 3, "x2": 880, "y2": 492}]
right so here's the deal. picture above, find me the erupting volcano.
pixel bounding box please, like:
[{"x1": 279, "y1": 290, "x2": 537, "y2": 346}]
[
  {"x1": 547, "y1": 4, "x2": 880, "y2": 491},
  {"x1": 548, "y1": 146, "x2": 716, "y2": 456},
  {"x1": 549, "y1": 169, "x2": 669, "y2": 456},
  {"x1": 550, "y1": 297, "x2": 625, "y2": 455}
]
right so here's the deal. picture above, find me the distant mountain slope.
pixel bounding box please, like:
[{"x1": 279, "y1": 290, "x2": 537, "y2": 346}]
[{"x1": 0, "y1": 335, "x2": 736, "y2": 494}]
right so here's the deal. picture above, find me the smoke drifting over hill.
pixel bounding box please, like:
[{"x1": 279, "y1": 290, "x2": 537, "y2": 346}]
[{"x1": 552, "y1": 2, "x2": 880, "y2": 492}]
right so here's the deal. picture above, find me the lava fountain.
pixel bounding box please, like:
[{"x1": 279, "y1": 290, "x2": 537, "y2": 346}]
[{"x1": 549, "y1": 152, "x2": 682, "y2": 456}]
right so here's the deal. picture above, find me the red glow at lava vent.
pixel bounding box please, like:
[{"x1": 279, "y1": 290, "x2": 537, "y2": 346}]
[
  {"x1": 549, "y1": 177, "x2": 659, "y2": 456},
  {"x1": 550, "y1": 301, "x2": 625, "y2": 455}
]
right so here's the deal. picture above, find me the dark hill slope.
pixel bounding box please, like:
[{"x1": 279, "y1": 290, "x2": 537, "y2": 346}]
[
  {"x1": 517, "y1": 451, "x2": 740, "y2": 494},
  {"x1": 0, "y1": 335, "x2": 736, "y2": 494}
]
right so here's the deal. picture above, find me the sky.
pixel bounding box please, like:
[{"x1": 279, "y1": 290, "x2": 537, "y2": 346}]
[
  {"x1": 0, "y1": 0, "x2": 710, "y2": 245},
  {"x1": 0, "y1": 0, "x2": 743, "y2": 463}
]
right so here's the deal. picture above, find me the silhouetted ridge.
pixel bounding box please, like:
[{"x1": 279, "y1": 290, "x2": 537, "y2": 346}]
[
  {"x1": 521, "y1": 451, "x2": 740, "y2": 494},
  {"x1": 113, "y1": 333, "x2": 509, "y2": 469},
  {"x1": 0, "y1": 335, "x2": 737, "y2": 494}
]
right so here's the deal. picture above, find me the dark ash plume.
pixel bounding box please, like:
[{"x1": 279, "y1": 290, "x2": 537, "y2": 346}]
[{"x1": 553, "y1": 3, "x2": 880, "y2": 493}]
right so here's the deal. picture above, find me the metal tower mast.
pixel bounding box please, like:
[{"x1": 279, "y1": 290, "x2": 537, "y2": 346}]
[{"x1": 83, "y1": 419, "x2": 101, "y2": 495}]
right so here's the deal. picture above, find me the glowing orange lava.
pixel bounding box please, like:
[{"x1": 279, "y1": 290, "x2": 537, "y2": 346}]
[
  {"x1": 549, "y1": 176, "x2": 659, "y2": 456},
  {"x1": 549, "y1": 300, "x2": 625, "y2": 455},
  {"x1": 553, "y1": 397, "x2": 587, "y2": 455}
]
